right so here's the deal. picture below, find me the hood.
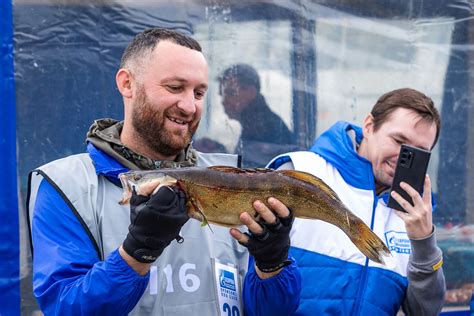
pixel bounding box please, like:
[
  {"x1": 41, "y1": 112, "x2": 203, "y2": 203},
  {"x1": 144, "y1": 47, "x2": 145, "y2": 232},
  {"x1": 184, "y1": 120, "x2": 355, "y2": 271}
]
[
  {"x1": 309, "y1": 121, "x2": 375, "y2": 191},
  {"x1": 87, "y1": 142, "x2": 129, "y2": 186}
]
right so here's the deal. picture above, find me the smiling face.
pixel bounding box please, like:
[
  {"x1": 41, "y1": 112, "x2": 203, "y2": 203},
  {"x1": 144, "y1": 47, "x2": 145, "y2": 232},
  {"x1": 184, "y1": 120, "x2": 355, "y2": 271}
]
[
  {"x1": 131, "y1": 81, "x2": 200, "y2": 157},
  {"x1": 358, "y1": 107, "x2": 437, "y2": 188},
  {"x1": 120, "y1": 40, "x2": 208, "y2": 160}
]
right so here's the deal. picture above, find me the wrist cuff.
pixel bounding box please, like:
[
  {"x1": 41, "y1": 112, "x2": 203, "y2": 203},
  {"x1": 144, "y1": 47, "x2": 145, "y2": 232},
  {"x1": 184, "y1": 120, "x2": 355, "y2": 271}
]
[
  {"x1": 410, "y1": 227, "x2": 441, "y2": 263},
  {"x1": 256, "y1": 259, "x2": 292, "y2": 273}
]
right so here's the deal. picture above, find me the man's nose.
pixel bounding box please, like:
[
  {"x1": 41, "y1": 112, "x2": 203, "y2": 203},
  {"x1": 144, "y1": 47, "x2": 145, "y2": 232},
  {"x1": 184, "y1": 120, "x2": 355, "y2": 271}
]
[{"x1": 177, "y1": 90, "x2": 197, "y2": 114}]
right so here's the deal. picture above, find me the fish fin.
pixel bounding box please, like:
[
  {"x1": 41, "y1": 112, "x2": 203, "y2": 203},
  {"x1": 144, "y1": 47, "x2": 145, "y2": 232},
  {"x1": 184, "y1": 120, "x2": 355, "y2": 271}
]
[
  {"x1": 278, "y1": 170, "x2": 340, "y2": 200},
  {"x1": 189, "y1": 196, "x2": 214, "y2": 233},
  {"x1": 208, "y1": 166, "x2": 244, "y2": 173},
  {"x1": 243, "y1": 167, "x2": 274, "y2": 174},
  {"x1": 209, "y1": 166, "x2": 273, "y2": 174},
  {"x1": 118, "y1": 173, "x2": 132, "y2": 205}
]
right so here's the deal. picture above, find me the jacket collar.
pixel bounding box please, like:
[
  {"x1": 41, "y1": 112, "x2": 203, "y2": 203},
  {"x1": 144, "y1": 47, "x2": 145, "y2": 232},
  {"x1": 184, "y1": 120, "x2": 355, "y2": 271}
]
[{"x1": 86, "y1": 118, "x2": 198, "y2": 171}]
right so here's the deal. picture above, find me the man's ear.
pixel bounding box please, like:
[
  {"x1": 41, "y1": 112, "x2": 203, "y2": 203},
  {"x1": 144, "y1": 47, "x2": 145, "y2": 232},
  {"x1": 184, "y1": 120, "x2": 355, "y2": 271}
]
[
  {"x1": 362, "y1": 113, "x2": 374, "y2": 136},
  {"x1": 116, "y1": 68, "x2": 133, "y2": 98}
]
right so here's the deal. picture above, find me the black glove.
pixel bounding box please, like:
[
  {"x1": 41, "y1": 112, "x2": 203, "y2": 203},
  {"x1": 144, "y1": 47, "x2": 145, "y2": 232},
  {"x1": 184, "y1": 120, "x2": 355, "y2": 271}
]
[
  {"x1": 122, "y1": 186, "x2": 189, "y2": 263},
  {"x1": 239, "y1": 211, "x2": 294, "y2": 273}
]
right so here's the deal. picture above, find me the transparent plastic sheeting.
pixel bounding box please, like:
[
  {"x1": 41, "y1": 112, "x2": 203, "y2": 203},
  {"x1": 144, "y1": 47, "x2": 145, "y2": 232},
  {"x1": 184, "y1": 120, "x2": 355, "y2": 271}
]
[{"x1": 9, "y1": 0, "x2": 474, "y2": 314}]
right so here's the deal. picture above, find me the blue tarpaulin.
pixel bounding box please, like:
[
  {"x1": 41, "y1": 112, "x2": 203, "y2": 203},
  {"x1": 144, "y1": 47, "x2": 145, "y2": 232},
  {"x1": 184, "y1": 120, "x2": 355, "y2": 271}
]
[{"x1": 0, "y1": 0, "x2": 20, "y2": 315}]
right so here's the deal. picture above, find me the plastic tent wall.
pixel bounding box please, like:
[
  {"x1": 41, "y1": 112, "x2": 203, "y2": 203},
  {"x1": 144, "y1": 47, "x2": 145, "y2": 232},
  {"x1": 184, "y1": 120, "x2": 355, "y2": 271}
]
[{"x1": 1, "y1": 0, "x2": 474, "y2": 314}]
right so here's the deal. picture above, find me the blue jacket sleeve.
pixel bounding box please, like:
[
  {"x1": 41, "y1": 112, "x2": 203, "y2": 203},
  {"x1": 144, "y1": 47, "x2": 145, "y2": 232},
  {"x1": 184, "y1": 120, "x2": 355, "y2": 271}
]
[
  {"x1": 242, "y1": 256, "x2": 301, "y2": 316},
  {"x1": 32, "y1": 179, "x2": 149, "y2": 315}
]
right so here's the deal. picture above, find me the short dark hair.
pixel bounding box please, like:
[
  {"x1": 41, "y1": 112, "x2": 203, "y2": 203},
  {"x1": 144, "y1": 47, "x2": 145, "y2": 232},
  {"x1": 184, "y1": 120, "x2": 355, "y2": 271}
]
[
  {"x1": 371, "y1": 88, "x2": 441, "y2": 147},
  {"x1": 120, "y1": 28, "x2": 202, "y2": 69},
  {"x1": 219, "y1": 63, "x2": 260, "y2": 91}
]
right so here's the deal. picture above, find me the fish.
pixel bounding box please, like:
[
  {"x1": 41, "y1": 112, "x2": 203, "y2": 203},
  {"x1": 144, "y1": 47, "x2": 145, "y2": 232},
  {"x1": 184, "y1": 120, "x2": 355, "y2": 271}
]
[{"x1": 119, "y1": 166, "x2": 391, "y2": 264}]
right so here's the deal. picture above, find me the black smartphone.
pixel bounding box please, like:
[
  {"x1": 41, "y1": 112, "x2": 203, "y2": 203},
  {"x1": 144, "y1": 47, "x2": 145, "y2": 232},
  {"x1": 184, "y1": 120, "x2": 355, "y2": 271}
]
[{"x1": 387, "y1": 144, "x2": 431, "y2": 212}]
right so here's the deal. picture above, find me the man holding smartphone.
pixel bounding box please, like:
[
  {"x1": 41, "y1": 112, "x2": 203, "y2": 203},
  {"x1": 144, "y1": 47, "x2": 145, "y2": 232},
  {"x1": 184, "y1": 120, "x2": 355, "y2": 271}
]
[{"x1": 268, "y1": 88, "x2": 445, "y2": 315}]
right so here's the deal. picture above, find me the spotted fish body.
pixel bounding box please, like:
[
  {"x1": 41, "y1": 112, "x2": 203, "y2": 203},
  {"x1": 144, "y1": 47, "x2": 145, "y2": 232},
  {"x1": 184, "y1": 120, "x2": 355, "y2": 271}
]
[{"x1": 119, "y1": 166, "x2": 390, "y2": 263}]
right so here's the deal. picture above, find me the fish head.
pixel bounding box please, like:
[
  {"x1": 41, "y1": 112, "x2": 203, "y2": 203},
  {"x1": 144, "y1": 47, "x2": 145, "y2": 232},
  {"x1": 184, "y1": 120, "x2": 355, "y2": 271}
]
[{"x1": 118, "y1": 171, "x2": 178, "y2": 205}]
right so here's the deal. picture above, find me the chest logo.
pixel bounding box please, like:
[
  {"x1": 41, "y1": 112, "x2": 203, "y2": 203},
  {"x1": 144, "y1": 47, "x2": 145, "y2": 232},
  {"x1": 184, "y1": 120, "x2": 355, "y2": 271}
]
[
  {"x1": 219, "y1": 269, "x2": 237, "y2": 292},
  {"x1": 384, "y1": 231, "x2": 411, "y2": 254}
]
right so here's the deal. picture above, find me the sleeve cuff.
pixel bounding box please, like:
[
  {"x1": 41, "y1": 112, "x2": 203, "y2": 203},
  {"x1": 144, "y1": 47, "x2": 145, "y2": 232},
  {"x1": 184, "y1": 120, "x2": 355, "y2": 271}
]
[
  {"x1": 409, "y1": 227, "x2": 442, "y2": 264},
  {"x1": 107, "y1": 248, "x2": 151, "y2": 280},
  {"x1": 249, "y1": 256, "x2": 298, "y2": 283}
]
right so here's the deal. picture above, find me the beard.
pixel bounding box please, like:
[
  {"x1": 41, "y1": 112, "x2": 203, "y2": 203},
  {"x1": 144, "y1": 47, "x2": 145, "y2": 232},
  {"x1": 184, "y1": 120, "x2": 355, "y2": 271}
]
[{"x1": 131, "y1": 85, "x2": 198, "y2": 158}]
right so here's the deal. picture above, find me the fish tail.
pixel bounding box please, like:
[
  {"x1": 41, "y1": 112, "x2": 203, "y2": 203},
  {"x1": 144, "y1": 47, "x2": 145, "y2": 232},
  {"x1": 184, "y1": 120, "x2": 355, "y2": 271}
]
[{"x1": 349, "y1": 221, "x2": 391, "y2": 264}]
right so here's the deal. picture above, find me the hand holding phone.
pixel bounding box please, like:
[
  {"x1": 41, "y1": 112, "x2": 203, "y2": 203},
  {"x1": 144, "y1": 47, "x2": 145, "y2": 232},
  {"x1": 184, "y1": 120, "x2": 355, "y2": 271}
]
[{"x1": 387, "y1": 144, "x2": 431, "y2": 212}]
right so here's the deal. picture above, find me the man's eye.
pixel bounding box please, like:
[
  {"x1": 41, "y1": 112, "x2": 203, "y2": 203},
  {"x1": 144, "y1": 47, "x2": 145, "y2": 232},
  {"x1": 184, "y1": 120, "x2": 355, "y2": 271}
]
[
  {"x1": 167, "y1": 86, "x2": 182, "y2": 92},
  {"x1": 194, "y1": 90, "x2": 205, "y2": 100}
]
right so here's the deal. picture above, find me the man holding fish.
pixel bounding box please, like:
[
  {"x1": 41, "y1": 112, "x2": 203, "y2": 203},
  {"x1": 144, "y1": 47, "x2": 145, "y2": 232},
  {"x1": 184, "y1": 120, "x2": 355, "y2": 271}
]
[
  {"x1": 27, "y1": 28, "x2": 300, "y2": 315},
  {"x1": 269, "y1": 88, "x2": 446, "y2": 315}
]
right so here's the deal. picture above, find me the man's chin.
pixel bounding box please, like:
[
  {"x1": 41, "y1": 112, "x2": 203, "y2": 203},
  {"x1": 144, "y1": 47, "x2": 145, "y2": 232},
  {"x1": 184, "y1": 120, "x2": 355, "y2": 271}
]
[
  {"x1": 374, "y1": 174, "x2": 393, "y2": 189},
  {"x1": 381, "y1": 178, "x2": 393, "y2": 188},
  {"x1": 168, "y1": 136, "x2": 192, "y2": 151}
]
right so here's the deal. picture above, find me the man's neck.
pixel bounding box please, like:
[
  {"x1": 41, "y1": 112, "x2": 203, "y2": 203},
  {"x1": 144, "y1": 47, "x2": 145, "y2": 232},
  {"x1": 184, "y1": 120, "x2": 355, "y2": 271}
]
[{"x1": 375, "y1": 182, "x2": 389, "y2": 195}]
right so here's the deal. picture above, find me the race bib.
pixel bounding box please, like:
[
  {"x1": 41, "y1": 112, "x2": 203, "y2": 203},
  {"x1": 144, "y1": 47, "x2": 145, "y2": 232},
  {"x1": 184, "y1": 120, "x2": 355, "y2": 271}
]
[{"x1": 212, "y1": 258, "x2": 242, "y2": 316}]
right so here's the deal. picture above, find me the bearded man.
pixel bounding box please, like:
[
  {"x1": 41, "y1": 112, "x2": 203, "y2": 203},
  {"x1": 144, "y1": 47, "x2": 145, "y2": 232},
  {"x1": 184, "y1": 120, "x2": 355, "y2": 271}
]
[{"x1": 28, "y1": 28, "x2": 300, "y2": 316}]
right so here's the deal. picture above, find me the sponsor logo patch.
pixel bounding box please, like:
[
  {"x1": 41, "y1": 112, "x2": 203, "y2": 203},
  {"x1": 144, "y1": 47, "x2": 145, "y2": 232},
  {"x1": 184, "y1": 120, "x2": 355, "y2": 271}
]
[
  {"x1": 219, "y1": 269, "x2": 236, "y2": 291},
  {"x1": 385, "y1": 231, "x2": 411, "y2": 254}
]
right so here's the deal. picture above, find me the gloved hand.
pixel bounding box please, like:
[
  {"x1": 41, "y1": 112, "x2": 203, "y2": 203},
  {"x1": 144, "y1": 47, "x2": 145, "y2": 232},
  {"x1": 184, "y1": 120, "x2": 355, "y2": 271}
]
[
  {"x1": 239, "y1": 211, "x2": 294, "y2": 273},
  {"x1": 122, "y1": 186, "x2": 189, "y2": 263}
]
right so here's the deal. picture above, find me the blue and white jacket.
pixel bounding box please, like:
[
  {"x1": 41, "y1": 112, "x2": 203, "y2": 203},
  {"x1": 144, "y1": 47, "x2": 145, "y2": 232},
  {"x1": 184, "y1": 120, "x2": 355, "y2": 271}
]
[{"x1": 268, "y1": 121, "x2": 445, "y2": 316}]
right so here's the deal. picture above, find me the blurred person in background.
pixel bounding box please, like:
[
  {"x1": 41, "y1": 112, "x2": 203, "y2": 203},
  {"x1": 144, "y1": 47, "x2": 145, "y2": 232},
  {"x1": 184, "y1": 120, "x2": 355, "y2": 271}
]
[{"x1": 218, "y1": 63, "x2": 298, "y2": 167}]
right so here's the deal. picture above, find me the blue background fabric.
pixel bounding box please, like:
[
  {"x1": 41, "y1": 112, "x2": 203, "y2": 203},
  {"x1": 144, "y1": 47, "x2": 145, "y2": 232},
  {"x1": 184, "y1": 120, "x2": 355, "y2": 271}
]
[{"x1": 0, "y1": 0, "x2": 20, "y2": 315}]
